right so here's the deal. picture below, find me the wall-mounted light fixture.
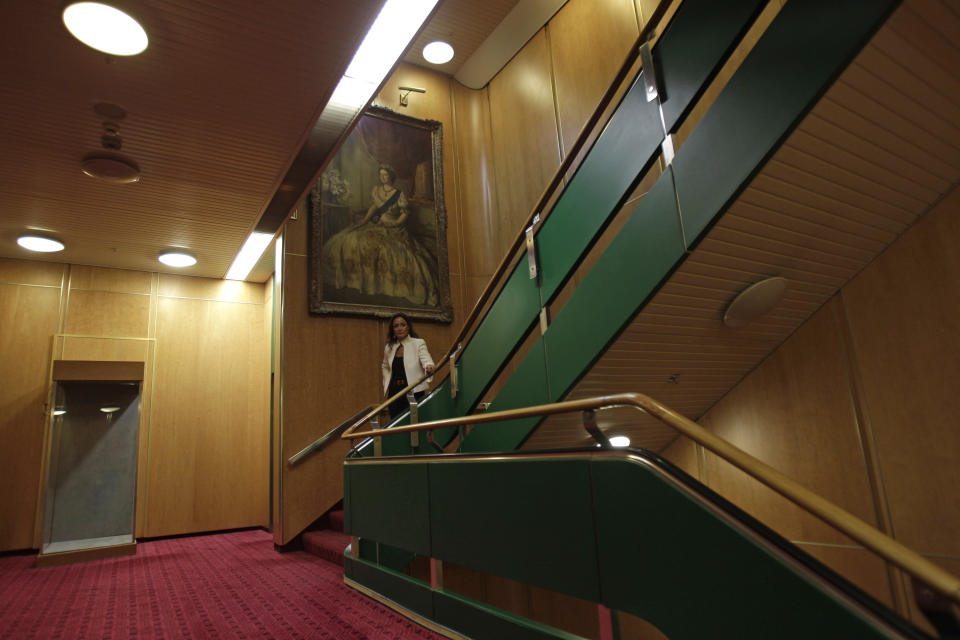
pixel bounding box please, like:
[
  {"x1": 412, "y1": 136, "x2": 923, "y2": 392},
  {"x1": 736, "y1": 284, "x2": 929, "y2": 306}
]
[{"x1": 398, "y1": 86, "x2": 426, "y2": 107}]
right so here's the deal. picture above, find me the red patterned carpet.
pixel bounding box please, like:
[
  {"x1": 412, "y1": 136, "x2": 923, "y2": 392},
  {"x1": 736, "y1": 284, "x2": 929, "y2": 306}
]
[{"x1": 0, "y1": 529, "x2": 443, "y2": 639}]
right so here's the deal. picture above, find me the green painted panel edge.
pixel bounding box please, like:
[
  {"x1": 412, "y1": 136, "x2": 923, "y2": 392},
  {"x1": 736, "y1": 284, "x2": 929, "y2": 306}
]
[
  {"x1": 591, "y1": 458, "x2": 903, "y2": 639},
  {"x1": 434, "y1": 591, "x2": 584, "y2": 640},
  {"x1": 467, "y1": 172, "x2": 684, "y2": 452},
  {"x1": 428, "y1": 458, "x2": 601, "y2": 602},
  {"x1": 462, "y1": 339, "x2": 551, "y2": 453},
  {"x1": 673, "y1": 0, "x2": 902, "y2": 246},
  {"x1": 658, "y1": 0, "x2": 767, "y2": 131},
  {"x1": 344, "y1": 556, "x2": 434, "y2": 621},
  {"x1": 344, "y1": 462, "x2": 431, "y2": 555}
]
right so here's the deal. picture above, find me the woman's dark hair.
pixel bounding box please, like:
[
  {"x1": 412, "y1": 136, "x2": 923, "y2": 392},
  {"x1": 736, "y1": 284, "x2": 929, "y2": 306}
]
[
  {"x1": 387, "y1": 312, "x2": 419, "y2": 343},
  {"x1": 378, "y1": 164, "x2": 397, "y2": 183}
]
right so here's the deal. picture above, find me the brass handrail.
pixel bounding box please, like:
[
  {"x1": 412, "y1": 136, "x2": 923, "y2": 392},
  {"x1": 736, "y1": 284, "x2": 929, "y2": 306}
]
[
  {"x1": 338, "y1": 0, "x2": 673, "y2": 438},
  {"x1": 342, "y1": 391, "x2": 960, "y2": 605}
]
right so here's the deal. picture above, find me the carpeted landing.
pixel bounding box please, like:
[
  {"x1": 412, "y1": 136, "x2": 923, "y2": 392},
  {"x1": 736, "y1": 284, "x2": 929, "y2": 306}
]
[{"x1": 0, "y1": 527, "x2": 443, "y2": 639}]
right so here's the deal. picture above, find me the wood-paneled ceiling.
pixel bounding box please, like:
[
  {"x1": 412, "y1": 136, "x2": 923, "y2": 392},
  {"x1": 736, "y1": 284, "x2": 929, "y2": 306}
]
[
  {"x1": 0, "y1": 0, "x2": 519, "y2": 280},
  {"x1": 526, "y1": 0, "x2": 960, "y2": 452}
]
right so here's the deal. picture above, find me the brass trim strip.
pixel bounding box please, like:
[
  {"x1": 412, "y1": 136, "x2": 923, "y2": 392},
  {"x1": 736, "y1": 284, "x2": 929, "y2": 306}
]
[
  {"x1": 0, "y1": 281, "x2": 62, "y2": 289},
  {"x1": 343, "y1": 576, "x2": 468, "y2": 640},
  {"x1": 343, "y1": 392, "x2": 960, "y2": 604},
  {"x1": 156, "y1": 294, "x2": 264, "y2": 305}
]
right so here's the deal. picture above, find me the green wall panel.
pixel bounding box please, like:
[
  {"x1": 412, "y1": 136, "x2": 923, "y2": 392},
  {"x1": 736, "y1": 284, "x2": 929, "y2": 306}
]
[
  {"x1": 344, "y1": 557, "x2": 435, "y2": 620},
  {"x1": 591, "y1": 458, "x2": 899, "y2": 639},
  {"x1": 658, "y1": 0, "x2": 766, "y2": 131},
  {"x1": 542, "y1": 173, "x2": 684, "y2": 396},
  {"x1": 673, "y1": 0, "x2": 900, "y2": 247},
  {"x1": 464, "y1": 171, "x2": 684, "y2": 452},
  {"x1": 429, "y1": 458, "x2": 600, "y2": 602},
  {"x1": 463, "y1": 339, "x2": 552, "y2": 453},
  {"x1": 345, "y1": 462, "x2": 431, "y2": 556},
  {"x1": 535, "y1": 75, "x2": 662, "y2": 300},
  {"x1": 433, "y1": 591, "x2": 583, "y2": 640}
]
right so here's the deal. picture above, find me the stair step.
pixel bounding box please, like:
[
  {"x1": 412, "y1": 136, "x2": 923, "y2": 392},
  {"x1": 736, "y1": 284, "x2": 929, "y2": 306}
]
[
  {"x1": 302, "y1": 529, "x2": 350, "y2": 567},
  {"x1": 329, "y1": 510, "x2": 344, "y2": 532}
]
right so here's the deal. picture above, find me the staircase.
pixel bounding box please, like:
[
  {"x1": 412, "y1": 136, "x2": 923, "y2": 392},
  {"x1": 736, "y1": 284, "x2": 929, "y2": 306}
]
[{"x1": 301, "y1": 509, "x2": 349, "y2": 568}]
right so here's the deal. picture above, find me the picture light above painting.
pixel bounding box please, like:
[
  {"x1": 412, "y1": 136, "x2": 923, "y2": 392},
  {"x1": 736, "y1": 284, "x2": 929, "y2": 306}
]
[{"x1": 308, "y1": 106, "x2": 453, "y2": 323}]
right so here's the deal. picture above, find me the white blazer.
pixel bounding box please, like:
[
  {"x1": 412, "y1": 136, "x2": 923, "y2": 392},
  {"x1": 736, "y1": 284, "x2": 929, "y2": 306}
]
[{"x1": 381, "y1": 336, "x2": 434, "y2": 395}]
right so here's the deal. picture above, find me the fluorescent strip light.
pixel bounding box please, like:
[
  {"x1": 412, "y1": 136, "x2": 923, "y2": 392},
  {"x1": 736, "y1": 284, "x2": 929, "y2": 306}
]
[
  {"x1": 331, "y1": 0, "x2": 438, "y2": 108},
  {"x1": 225, "y1": 231, "x2": 274, "y2": 281}
]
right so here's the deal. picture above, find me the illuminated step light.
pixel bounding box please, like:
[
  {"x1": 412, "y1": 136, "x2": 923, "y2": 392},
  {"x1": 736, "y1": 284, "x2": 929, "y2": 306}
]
[
  {"x1": 158, "y1": 250, "x2": 197, "y2": 268},
  {"x1": 225, "y1": 232, "x2": 274, "y2": 281},
  {"x1": 100, "y1": 406, "x2": 121, "y2": 413},
  {"x1": 330, "y1": 0, "x2": 439, "y2": 108},
  {"x1": 17, "y1": 235, "x2": 65, "y2": 253},
  {"x1": 422, "y1": 41, "x2": 454, "y2": 64},
  {"x1": 62, "y1": 2, "x2": 148, "y2": 56},
  {"x1": 609, "y1": 436, "x2": 630, "y2": 448}
]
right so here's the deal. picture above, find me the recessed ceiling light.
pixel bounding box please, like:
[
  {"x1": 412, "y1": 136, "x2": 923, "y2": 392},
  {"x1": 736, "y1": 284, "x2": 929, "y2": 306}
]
[
  {"x1": 62, "y1": 2, "x2": 148, "y2": 56},
  {"x1": 99, "y1": 406, "x2": 121, "y2": 413},
  {"x1": 422, "y1": 41, "x2": 454, "y2": 64},
  {"x1": 609, "y1": 436, "x2": 630, "y2": 448},
  {"x1": 17, "y1": 235, "x2": 65, "y2": 253},
  {"x1": 53, "y1": 409, "x2": 67, "y2": 416},
  {"x1": 158, "y1": 251, "x2": 197, "y2": 267}
]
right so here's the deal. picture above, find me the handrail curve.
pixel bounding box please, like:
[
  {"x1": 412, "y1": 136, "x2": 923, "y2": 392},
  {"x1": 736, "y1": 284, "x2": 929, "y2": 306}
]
[
  {"x1": 335, "y1": 1, "x2": 673, "y2": 441},
  {"x1": 341, "y1": 391, "x2": 960, "y2": 605}
]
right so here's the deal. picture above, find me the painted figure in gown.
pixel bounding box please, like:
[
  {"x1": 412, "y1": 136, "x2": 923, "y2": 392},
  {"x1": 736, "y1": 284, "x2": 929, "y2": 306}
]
[{"x1": 322, "y1": 165, "x2": 438, "y2": 306}]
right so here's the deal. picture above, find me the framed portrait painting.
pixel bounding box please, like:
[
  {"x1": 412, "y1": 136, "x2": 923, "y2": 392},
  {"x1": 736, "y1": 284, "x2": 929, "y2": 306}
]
[{"x1": 308, "y1": 106, "x2": 453, "y2": 323}]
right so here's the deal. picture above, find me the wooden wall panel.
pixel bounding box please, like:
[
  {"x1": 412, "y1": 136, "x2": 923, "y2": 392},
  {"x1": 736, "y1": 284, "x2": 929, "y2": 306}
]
[
  {"x1": 158, "y1": 273, "x2": 264, "y2": 303},
  {"x1": 452, "y1": 83, "x2": 500, "y2": 278},
  {"x1": 548, "y1": 0, "x2": 639, "y2": 156},
  {"x1": 841, "y1": 187, "x2": 960, "y2": 557},
  {"x1": 797, "y1": 544, "x2": 894, "y2": 607},
  {"x1": 0, "y1": 281, "x2": 61, "y2": 551},
  {"x1": 280, "y1": 249, "x2": 380, "y2": 542},
  {"x1": 146, "y1": 295, "x2": 269, "y2": 536},
  {"x1": 64, "y1": 291, "x2": 151, "y2": 338},
  {"x1": 488, "y1": 29, "x2": 562, "y2": 254},
  {"x1": 278, "y1": 64, "x2": 464, "y2": 543},
  {"x1": 699, "y1": 301, "x2": 878, "y2": 545},
  {"x1": 70, "y1": 265, "x2": 152, "y2": 294},
  {"x1": 0, "y1": 257, "x2": 64, "y2": 286},
  {"x1": 659, "y1": 435, "x2": 699, "y2": 479}
]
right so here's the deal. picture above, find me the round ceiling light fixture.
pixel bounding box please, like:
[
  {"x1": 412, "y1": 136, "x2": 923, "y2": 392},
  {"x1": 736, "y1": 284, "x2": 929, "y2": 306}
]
[
  {"x1": 17, "y1": 235, "x2": 65, "y2": 253},
  {"x1": 62, "y1": 2, "x2": 148, "y2": 56},
  {"x1": 422, "y1": 41, "x2": 454, "y2": 64},
  {"x1": 723, "y1": 277, "x2": 789, "y2": 328},
  {"x1": 81, "y1": 153, "x2": 141, "y2": 183},
  {"x1": 158, "y1": 250, "x2": 197, "y2": 268}
]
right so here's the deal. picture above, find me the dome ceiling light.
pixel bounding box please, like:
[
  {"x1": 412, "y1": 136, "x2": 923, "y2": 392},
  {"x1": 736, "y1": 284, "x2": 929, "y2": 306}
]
[
  {"x1": 62, "y1": 2, "x2": 148, "y2": 56},
  {"x1": 17, "y1": 235, "x2": 65, "y2": 253},
  {"x1": 422, "y1": 40, "x2": 454, "y2": 64},
  {"x1": 723, "y1": 277, "x2": 789, "y2": 328},
  {"x1": 159, "y1": 251, "x2": 197, "y2": 268}
]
